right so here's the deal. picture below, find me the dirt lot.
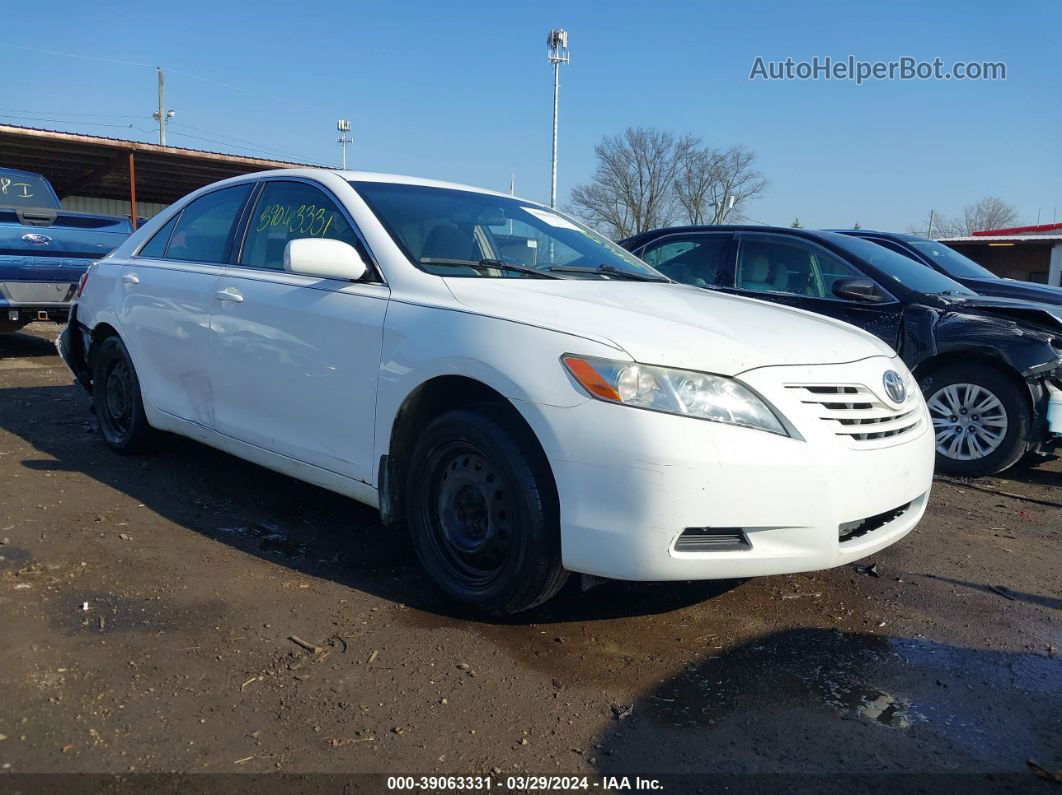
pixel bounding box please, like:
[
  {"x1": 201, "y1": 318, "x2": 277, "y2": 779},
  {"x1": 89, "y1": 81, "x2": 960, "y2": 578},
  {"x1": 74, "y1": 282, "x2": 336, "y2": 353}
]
[{"x1": 0, "y1": 323, "x2": 1059, "y2": 792}]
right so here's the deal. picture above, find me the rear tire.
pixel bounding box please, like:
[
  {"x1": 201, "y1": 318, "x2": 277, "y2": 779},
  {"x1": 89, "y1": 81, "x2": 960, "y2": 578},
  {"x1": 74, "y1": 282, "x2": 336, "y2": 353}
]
[
  {"x1": 921, "y1": 364, "x2": 1030, "y2": 477},
  {"x1": 405, "y1": 406, "x2": 568, "y2": 614},
  {"x1": 92, "y1": 335, "x2": 158, "y2": 454}
]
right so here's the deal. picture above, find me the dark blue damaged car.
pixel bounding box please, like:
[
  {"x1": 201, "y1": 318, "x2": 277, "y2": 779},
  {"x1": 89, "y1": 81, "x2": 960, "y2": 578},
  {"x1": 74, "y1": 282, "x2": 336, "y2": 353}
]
[{"x1": 620, "y1": 225, "x2": 1062, "y2": 478}]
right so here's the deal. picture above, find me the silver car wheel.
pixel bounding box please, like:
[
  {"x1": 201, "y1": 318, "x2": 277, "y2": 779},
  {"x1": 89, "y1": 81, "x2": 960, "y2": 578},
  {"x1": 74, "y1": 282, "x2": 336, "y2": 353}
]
[{"x1": 927, "y1": 382, "x2": 1008, "y2": 461}]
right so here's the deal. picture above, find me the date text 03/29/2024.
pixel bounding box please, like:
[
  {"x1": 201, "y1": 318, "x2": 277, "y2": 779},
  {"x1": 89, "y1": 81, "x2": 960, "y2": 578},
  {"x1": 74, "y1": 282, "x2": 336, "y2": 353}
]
[{"x1": 385, "y1": 775, "x2": 664, "y2": 791}]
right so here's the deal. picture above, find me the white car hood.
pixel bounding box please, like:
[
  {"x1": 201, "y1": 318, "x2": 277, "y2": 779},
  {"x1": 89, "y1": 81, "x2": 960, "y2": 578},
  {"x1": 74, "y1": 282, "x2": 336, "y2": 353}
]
[{"x1": 444, "y1": 278, "x2": 895, "y2": 375}]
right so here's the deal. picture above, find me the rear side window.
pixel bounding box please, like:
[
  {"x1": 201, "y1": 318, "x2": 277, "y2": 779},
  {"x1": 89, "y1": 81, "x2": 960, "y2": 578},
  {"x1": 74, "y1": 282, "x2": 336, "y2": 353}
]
[
  {"x1": 165, "y1": 185, "x2": 252, "y2": 264},
  {"x1": 640, "y1": 236, "x2": 730, "y2": 286},
  {"x1": 137, "y1": 214, "x2": 179, "y2": 258},
  {"x1": 240, "y1": 181, "x2": 357, "y2": 270}
]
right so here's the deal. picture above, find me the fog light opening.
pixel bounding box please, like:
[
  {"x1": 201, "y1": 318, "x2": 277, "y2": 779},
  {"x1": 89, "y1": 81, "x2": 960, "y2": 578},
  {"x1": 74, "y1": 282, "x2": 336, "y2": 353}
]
[{"x1": 674, "y1": 527, "x2": 750, "y2": 552}]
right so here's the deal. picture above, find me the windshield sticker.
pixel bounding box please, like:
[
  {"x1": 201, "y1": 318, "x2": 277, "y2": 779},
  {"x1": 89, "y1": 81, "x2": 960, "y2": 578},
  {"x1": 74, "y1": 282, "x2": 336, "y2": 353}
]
[
  {"x1": 523, "y1": 206, "x2": 582, "y2": 231},
  {"x1": 256, "y1": 203, "x2": 336, "y2": 237},
  {"x1": 0, "y1": 176, "x2": 34, "y2": 199}
]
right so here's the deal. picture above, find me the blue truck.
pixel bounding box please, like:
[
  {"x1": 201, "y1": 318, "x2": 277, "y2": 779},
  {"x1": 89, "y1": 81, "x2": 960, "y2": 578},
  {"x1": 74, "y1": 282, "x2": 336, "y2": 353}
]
[{"x1": 1, "y1": 167, "x2": 136, "y2": 333}]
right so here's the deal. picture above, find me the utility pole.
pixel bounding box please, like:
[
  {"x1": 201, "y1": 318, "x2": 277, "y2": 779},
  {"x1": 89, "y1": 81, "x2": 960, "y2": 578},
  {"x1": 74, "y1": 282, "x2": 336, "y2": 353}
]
[
  {"x1": 152, "y1": 67, "x2": 175, "y2": 145},
  {"x1": 547, "y1": 29, "x2": 569, "y2": 209},
  {"x1": 337, "y1": 120, "x2": 352, "y2": 169},
  {"x1": 927, "y1": 209, "x2": 935, "y2": 238}
]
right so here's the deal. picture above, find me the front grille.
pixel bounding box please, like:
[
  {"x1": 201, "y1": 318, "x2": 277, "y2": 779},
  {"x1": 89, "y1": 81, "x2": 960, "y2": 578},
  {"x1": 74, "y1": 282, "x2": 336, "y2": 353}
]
[
  {"x1": 839, "y1": 501, "x2": 912, "y2": 543},
  {"x1": 786, "y1": 383, "x2": 922, "y2": 444}
]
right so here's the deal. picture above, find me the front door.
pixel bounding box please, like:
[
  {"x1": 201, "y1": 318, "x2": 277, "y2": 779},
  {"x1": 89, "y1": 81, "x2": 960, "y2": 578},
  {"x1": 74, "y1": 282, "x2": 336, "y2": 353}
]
[
  {"x1": 209, "y1": 179, "x2": 388, "y2": 483},
  {"x1": 725, "y1": 232, "x2": 903, "y2": 349}
]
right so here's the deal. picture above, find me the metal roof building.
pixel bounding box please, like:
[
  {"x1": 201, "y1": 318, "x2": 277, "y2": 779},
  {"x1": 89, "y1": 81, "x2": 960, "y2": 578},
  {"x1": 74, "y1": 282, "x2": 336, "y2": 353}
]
[
  {"x1": 0, "y1": 123, "x2": 316, "y2": 225},
  {"x1": 940, "y1": 222, "x2": 1062, "y2": 287}
]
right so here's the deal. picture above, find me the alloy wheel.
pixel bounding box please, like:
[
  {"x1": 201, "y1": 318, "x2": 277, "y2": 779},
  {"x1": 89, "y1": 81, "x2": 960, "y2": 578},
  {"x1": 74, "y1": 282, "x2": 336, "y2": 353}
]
[{"x1": 927, "y1": 382, "x2": 1008, "y2": 461}]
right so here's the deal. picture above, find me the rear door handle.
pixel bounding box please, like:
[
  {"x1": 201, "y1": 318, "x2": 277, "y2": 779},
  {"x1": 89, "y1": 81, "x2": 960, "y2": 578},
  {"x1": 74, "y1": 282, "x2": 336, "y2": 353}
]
[
  {"x1": 215, "y1": 287, "x2": 244, "y2": 303},
  {"x1": 121, "y1": 273, "x2": 139, "y2": 285}
]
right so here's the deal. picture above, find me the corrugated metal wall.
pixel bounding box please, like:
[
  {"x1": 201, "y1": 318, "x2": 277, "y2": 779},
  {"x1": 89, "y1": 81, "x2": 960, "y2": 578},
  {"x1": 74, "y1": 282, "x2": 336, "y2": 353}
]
[{"x1": 61, "y1": 195, "x2": 169, "y2": 220}]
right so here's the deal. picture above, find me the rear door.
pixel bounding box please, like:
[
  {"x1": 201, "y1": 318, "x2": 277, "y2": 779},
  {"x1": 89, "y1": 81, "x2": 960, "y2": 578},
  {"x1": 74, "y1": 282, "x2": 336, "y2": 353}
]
[
  {"x1": 209, "y1": 178, "x2": 388, "y2": 483},
  {"x1": 117, "y1": 183, "x2": 253, "y2": 425},
  {"x1": 727, "y1": 232, "x2": 904, "y2": 348}
]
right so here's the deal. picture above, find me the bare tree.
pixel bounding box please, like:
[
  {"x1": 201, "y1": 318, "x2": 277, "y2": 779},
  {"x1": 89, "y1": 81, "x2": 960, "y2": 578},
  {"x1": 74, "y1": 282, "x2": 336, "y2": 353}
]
[
  {"x1": 910, "y1": 198, "x2": 1020, "y2": 238},
  {"x1": 570, "y1": 128, "x2": 698, "y2": 238},
  {"x1": 705, "y1": 146, "x2": 769, "y2": 223},
  {"x1": 671, "y1": 145, "x2": 768, "y2": 225},
  {"x1": 960, "y1": 197, "x2": 1019, "y2": 233}
]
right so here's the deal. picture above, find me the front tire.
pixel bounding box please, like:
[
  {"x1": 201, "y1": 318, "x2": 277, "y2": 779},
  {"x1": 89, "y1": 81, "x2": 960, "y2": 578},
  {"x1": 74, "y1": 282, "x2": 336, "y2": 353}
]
[
  {"x1": 92, "y1": 335, "x2": 158, "y2": 453},
  {"x1": 405, "y1": 406, "x2": 568, "y2": 614},
  {"x1": 922, "y1": 364, "x2": 1030, "y2": 477}
]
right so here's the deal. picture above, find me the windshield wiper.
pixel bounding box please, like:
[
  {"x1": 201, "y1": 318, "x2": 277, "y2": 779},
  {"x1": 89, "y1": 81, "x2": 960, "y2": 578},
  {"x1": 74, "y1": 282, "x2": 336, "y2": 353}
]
[
  {"x1": 546, "y1": 263, "x2": 669, "y2": 282},
  {"x1": 419, "y1": 258, "x2": 561, "y2": 279}
]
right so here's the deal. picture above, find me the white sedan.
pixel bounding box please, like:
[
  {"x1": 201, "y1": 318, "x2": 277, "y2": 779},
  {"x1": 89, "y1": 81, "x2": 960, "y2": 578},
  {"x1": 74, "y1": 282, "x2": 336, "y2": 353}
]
[{"x1": 60, "y1": 169, "x2": 935, "y2": 613}]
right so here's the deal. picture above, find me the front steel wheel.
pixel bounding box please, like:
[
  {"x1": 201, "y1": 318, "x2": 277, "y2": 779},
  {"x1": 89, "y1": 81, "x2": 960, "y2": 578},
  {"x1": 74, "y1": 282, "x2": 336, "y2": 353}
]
[{"x1": 406, "y1": 406, "x2": 568, "y2": 614}]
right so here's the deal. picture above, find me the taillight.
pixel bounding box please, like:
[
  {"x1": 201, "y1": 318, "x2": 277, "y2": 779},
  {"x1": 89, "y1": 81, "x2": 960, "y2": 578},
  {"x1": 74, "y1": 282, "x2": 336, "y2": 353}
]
[{"x1": 75, "y1": 269, "x2": 90, "y2": 298}]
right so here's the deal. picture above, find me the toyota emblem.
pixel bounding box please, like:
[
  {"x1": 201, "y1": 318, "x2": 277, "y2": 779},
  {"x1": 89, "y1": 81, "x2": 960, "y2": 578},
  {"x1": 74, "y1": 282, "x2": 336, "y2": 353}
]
[{"x1": 882, "y1": 370, "x2": 907, "y2": 404}]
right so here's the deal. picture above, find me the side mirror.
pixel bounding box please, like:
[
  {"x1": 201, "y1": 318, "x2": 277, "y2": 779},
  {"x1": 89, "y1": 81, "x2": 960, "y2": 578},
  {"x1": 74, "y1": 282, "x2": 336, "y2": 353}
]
[
  {"x1": 284, "y1": 238, "x2": 368, "y2": 281},
  {"x1": 832, "y1": 277, "x2": 883, "y2": 303}
]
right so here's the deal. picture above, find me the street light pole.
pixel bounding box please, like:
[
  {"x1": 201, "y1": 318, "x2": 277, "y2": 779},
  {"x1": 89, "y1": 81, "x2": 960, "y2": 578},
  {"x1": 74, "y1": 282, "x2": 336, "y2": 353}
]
[{"x1": 547, "y1": 29, "x2": 569, "y2": 209}]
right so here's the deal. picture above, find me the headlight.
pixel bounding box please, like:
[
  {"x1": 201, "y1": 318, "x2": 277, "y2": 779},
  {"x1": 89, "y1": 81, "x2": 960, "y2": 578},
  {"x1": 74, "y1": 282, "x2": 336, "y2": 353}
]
[{"x1": 562, "y1": 355, "x2": 788, "y2": 436}]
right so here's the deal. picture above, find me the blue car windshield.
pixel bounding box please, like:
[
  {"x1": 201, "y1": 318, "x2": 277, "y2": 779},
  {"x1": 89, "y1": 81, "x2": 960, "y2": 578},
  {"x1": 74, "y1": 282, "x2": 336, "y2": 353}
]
[
  {"x1": 350, "y1": 181, "x2": 665, "y2": 281},
  {"x1": 825, "y1": 233, "x2": 976, "y2": 296},
  {"x1": 908, "y1": 239, "x2": 997, "y2": 280}
]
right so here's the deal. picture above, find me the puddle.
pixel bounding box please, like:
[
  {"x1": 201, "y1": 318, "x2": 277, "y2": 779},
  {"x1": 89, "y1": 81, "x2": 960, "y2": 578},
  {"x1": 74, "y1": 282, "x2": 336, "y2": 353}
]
[
  {"x1": 50, "y1": 591, "x2": 217, "y2": 635},
  {"x1": 217, "y1": 522, "x2": 312, "y2": 560},
  {"x1": 0, "y1": 545, "x2": 32, "y2": 572}
]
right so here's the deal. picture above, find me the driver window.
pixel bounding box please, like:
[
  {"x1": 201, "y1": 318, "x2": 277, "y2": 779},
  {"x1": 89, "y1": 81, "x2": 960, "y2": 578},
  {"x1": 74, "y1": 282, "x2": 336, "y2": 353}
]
[
  {"x1": 241, "y1": 181, "x2": 357, "y2": 270},
  {"x1": 737, "y1": 237, "x2": 860, "y2": 298}
]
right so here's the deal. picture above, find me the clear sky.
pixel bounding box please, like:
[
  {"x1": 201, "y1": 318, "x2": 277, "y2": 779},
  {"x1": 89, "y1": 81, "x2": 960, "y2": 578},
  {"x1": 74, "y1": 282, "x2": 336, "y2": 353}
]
[{"x1": 1, "y1": 0, "x2": 1059, "y2": 230}]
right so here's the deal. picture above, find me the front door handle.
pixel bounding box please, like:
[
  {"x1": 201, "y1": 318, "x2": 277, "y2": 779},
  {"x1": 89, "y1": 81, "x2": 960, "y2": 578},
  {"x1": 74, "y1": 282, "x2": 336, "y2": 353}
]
[
  {"x1": 121, "y1": 273, "x2": 139, "y2": 285},
  {"x1": 215, "y1": 287, "x2": 244, "y2": 303}
]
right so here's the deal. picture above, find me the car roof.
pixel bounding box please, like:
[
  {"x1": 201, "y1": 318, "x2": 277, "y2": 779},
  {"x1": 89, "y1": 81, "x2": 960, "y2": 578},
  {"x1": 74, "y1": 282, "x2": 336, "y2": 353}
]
[
  {"x1": 213, "y1": 168, "x2": 525, "y2": 203},
  {"x1": 0, "y1": 166, "x2": 46, "y2": 179},
  {"x1": 622, "y1": 224, "x2": 859, "y2": 247},
  {"x1": 826, "y1": 229, "x2": 926, "y2": 242}
]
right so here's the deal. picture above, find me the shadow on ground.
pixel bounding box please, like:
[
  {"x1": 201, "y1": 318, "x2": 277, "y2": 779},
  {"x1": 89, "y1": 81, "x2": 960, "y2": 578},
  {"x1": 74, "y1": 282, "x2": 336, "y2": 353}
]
[
  {"x1": 0, "y1": 329, "x2": 60, "y2": 359},
  {"x1": 0, "y1": 383, "x2": 738, "y2": 625},
  {"x1": 593, "y1": 628, "x2": 1061, "y2": 791}
]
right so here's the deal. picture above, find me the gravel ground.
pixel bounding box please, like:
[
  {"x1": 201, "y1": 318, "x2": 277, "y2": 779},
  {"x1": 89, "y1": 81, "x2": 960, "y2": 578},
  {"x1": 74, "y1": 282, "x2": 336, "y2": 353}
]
[{"x1": 0, "y1": 324, "x2": 1059, "y2": 792}]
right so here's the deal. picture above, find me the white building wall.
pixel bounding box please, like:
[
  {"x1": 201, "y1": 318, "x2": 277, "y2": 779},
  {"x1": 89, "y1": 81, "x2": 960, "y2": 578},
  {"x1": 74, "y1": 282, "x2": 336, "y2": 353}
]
[
  {"x1": 61, "y1": 195, "x2": 169, "y2": 220},
  {"x1": 1049, "y1": 243, "x2": 1062, "y2": 288}
]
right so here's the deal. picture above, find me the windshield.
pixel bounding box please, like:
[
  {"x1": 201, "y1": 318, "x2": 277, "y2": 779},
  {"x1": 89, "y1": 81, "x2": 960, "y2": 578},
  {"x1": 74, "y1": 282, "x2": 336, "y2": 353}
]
[
  {"x1": 0, "y1": 170, "x2": 59, "y2": 209},
  {"x1": 825, "y1": 233, "x2": 976, "y2": 296},
  {"x1": 351, "y1": 181, "x2": 664, "y2": 281},
  {"x1": 908, "y1": 239, "x2": 997, "y2": 279}
]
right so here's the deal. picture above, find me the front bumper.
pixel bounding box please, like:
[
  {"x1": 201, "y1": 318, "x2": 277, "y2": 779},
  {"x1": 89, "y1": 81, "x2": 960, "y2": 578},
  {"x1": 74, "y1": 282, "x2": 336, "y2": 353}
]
[{"x1": 524, "y1": 356, "x2": 935, "y2": 581}]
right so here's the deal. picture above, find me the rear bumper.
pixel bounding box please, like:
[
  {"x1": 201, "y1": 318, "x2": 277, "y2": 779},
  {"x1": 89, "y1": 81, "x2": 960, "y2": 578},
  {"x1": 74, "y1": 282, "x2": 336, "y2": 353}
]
[
  {"x1": 0, "y1": 279, "x2": 77, "y2": 322},
  {"x1": 57, "y1": 305, "x2": 92, "y2": 390}
]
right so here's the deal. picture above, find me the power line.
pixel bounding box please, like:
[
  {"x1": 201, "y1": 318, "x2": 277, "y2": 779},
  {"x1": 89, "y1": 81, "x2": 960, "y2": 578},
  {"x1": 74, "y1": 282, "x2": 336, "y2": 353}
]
[
  {"x1": 167, "y1": 121, "x2": 314, "y2": 162},
  {"x1": 0, "y1": 113, "x2": 154, "y2": 134},
  {"x1": 165, "y1": 130, "x2": 323, "y2": 164},
  {"x1": 0, "y1": 107, "x2": 148, "y2": 119}
]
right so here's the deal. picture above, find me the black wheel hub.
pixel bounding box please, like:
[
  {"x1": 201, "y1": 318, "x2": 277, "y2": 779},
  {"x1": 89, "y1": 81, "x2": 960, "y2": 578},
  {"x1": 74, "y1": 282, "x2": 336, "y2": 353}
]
[
  {"x1": 428, "y1": 446, "x2": 513, "y2": 588},
  {"x1": 103, "y1": 359, "x2": 134, "y2": 437}
]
